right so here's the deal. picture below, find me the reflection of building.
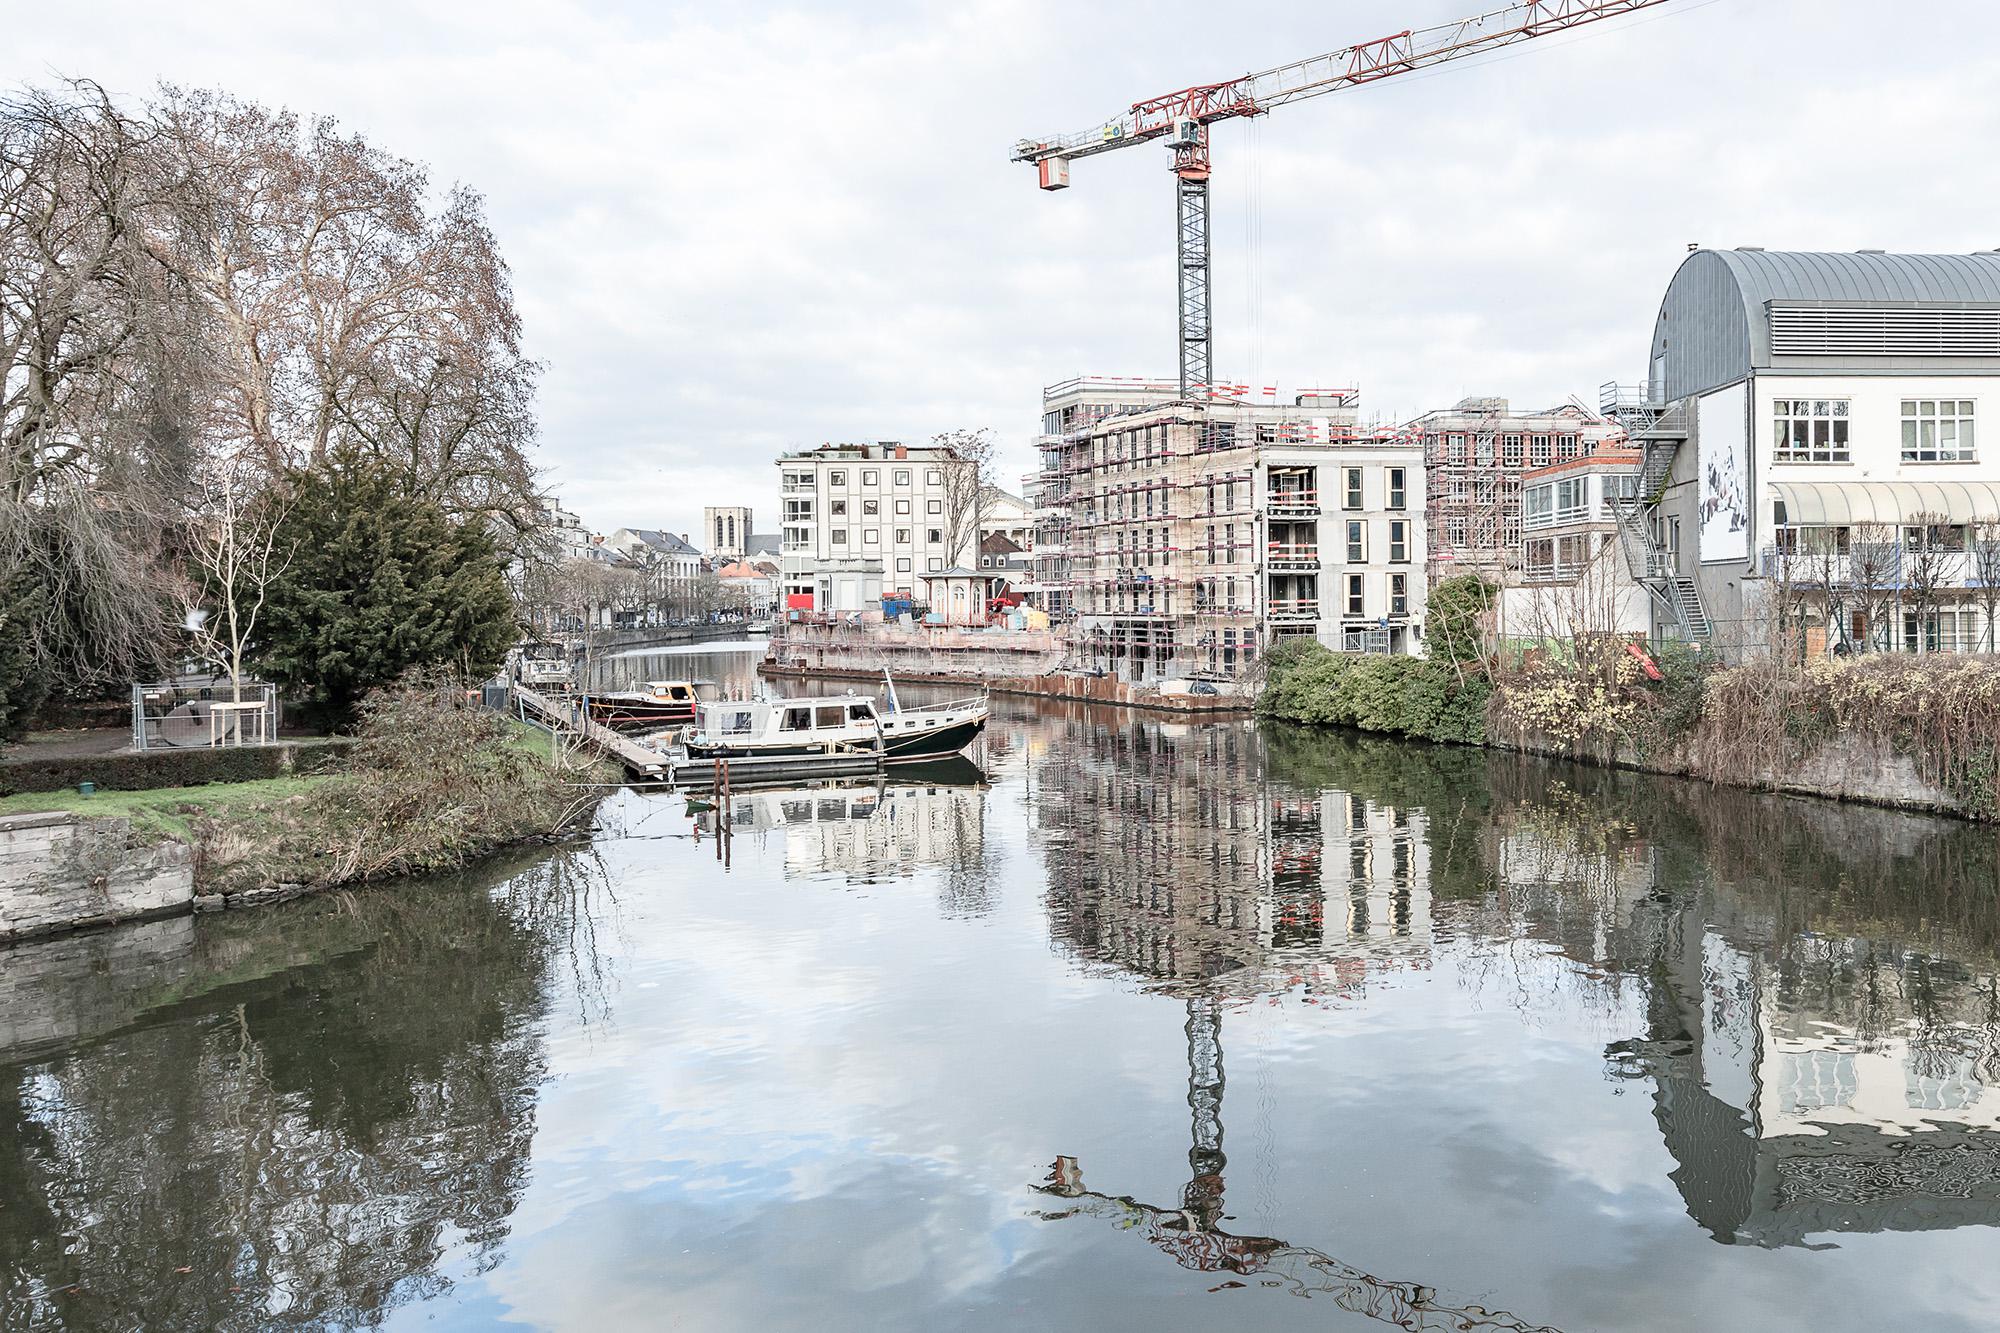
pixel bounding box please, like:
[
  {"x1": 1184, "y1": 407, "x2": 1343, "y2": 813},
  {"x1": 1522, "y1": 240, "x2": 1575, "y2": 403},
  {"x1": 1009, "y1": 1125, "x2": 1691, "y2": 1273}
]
[{"x1": 698, "y1": 772, "x2": 987, "y2": 888}]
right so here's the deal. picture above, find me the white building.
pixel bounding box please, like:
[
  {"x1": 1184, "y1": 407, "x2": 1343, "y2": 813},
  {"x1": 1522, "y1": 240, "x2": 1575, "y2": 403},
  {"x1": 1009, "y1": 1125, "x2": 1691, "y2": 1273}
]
[
  {"x1": 604, "y1": 528, "x2": 704, "y2": 618},
  {"x1": 777, "y1": 442, "x2": 968, "y2": 612},
  {"x1": 1617, "y1": 248, "x2": 2000, "y2": 654},
  {"x1": 1499, "y1": 447, "x2": 1655, "y2": 643},
  {"x1": 703, "y1": 506, "x2": 754, "y2": 562}
]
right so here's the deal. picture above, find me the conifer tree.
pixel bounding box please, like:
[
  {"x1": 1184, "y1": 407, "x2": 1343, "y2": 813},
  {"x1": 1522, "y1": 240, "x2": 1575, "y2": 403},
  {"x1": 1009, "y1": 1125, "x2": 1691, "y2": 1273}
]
[{"x1": 255, "y1": 454, "x2": 516, "y2": 727}]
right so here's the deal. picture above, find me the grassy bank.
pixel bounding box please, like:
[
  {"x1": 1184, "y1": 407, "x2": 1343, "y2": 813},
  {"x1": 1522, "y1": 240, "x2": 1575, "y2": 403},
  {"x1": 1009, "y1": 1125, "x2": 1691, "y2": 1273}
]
[{"x1": 2, "y1": 687, "x2": 614, "y2": 895}]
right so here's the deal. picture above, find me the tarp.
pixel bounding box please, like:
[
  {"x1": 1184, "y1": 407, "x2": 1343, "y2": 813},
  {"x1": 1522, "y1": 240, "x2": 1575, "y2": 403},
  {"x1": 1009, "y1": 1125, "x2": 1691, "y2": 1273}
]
[{"x1": 1772, "y1": 480, "x2": 2000, "y2": 527}]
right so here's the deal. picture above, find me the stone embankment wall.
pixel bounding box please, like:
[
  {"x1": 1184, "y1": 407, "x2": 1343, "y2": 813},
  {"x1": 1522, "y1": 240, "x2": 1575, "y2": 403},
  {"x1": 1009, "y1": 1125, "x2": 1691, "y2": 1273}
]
[
  {"x1": 1496, "y1": 728, "x2": 1961, "y2": 818},
  {"x1": 590, "y1": 622, "x2": 759, "y2": 653},
  {"x1": 0, "y1": 812, "x2": 195, "y2": 943}
]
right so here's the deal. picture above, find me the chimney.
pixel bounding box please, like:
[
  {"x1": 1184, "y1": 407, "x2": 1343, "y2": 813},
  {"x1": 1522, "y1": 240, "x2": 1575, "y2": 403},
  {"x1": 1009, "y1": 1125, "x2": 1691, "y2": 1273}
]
[{"x1": 896, "y1": 444, "x2": 908, "y2": 460}]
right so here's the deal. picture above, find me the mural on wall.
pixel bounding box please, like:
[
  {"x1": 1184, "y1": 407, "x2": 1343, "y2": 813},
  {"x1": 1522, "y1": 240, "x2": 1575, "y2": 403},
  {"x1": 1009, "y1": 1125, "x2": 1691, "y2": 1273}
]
[{"x1": 1697, "y1": 381, "x2": 1750, "y2": 562}]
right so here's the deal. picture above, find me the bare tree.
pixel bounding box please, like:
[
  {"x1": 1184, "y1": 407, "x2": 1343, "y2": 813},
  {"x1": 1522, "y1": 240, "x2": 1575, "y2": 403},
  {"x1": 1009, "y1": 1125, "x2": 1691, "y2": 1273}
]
[
  {"x1": 1902, "y1": 512, "x2": 1956, "y2": 654},
  {"x1": 1800, "y1": 526, "x2": 1850, "y2": 656},
  {"x1": 177, "y1": 458, "x2": 290, "y2": 699},
  {"x1": 933, "y1": 428, "x2": 995, "y2": 569},
  {"x1": 1972, "y1": 518, "x2": 2000, "y2": 653},
  {"x1": 1848, "y1": 522, "x2": 1900, "y2": 653}
]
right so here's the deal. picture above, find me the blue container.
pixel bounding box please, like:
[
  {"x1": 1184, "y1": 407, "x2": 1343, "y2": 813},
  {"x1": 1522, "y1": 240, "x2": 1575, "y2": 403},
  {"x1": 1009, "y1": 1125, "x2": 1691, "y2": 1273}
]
[{"x1": 77, "y1": 781, "x2": 96, "y2": 796}]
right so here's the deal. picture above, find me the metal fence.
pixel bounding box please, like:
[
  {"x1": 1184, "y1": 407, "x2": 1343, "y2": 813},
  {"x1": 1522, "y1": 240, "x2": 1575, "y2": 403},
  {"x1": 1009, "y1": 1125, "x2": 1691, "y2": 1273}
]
[{"x1": 131, "y1": 679, "x2": 282, "y2": 751}]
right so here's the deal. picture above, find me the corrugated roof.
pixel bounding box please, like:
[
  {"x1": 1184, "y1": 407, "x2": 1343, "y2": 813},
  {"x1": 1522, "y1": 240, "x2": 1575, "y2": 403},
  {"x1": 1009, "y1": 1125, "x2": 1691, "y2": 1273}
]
[{"x1": 1648, "y1": 250, "x2": 2000, "y2": 401}]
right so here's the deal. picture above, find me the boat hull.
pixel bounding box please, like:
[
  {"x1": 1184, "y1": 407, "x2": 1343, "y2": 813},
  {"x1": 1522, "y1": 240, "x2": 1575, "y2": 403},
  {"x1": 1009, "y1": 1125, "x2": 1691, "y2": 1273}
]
[
  {"x1": 588, "y1": 698, "x2": 698, "y2": 731},
  {"x1": 687, "y1": 714, "x2": 984, "y2": 764}
]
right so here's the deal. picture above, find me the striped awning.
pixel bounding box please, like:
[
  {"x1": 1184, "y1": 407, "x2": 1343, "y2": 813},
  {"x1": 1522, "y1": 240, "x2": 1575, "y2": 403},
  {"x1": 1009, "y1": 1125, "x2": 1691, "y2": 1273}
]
[{"x1": 1770, "y1": 480, "x2": 2000, "y2": 527}]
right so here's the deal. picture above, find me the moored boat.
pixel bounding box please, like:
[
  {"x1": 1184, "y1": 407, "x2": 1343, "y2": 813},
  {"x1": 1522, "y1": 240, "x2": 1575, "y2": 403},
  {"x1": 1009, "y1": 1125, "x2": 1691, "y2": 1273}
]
[
  {"x1": 587, "y1": 679, "x2": 717, "y2": 731},
  {"x1": 684, "y1": 683, "x2": 986, "y2": 765}
]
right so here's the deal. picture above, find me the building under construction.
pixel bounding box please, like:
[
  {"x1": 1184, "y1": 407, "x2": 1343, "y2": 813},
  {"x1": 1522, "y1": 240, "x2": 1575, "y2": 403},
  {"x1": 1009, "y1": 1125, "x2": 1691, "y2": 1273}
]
[
  {"x1": 1415, "y1": 397, "x2": 1624, "y2": 586},
  {"x1": 1032, "y1": 378, "x2": 1425, "y2": 682}
]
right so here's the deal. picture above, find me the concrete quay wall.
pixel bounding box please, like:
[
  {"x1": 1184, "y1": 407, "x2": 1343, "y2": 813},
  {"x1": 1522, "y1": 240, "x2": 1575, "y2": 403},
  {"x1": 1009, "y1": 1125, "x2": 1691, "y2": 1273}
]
[{"x1": 0, "y1": 812, "x2": 194, "y2": 944}]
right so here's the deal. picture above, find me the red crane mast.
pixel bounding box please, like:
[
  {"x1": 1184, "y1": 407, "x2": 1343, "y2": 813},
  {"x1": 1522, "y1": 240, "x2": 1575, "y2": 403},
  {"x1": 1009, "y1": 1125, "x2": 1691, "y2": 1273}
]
[{"x1": 1011, "y1": 0, "x2": 1676, "y2": 396}]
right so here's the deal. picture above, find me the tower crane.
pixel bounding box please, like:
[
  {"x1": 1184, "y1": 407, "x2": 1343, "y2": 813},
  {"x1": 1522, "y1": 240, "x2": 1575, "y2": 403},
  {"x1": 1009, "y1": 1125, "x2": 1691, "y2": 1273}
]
[{"x1": 1011, "y1": 0, "x2": 1675, "y2": 397}]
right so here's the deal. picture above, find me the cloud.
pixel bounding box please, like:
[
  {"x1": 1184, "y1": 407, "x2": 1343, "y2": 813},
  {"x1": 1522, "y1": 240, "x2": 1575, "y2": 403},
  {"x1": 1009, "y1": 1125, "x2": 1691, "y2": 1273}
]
[{"x1": 16, "y1": 0, "x2": 1999, "y2": 536}]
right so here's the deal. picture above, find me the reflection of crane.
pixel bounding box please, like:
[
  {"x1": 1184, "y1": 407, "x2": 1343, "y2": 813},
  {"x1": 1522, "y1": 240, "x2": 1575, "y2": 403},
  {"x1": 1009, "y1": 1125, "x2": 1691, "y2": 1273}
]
[
  {"x1": 1036, "y1": 993, "x2": 1559, "y2": 1329},
  {"x1": 1011, "y1": 0, "x2": 1674, "y2": 395}
]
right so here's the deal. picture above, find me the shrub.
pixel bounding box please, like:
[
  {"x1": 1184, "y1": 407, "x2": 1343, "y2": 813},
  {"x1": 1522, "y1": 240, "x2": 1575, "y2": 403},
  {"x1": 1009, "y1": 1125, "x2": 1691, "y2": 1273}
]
[
  {"x1": 1425, "y1": 574, "x2": 1497, "y2": 666},
  {"x1": 0, "y1": 739, "x2": 355, "y2": 797},
  {"x1": 1259, "y1": 643, "x2": 1489, "y2": 745}
]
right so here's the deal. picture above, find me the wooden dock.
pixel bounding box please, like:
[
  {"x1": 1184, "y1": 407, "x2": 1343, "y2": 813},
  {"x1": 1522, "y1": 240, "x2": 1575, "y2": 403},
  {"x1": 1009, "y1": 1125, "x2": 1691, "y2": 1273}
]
[{"x1": 511, "y1": 684, "x2": 670, "y2": 780}]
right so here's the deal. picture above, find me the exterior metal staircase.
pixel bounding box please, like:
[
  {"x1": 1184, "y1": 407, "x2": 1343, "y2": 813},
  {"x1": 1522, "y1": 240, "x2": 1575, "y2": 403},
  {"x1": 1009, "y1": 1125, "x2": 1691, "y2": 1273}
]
[{"x1": 1599, "y1": 384, "x2": 1708, "y2": 642}]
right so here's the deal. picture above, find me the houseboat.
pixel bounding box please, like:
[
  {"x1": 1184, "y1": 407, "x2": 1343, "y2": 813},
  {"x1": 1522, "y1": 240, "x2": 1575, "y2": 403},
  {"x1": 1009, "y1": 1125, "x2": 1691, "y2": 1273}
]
[
  {"x1": 513, "y1": 642, "x2": 576, "y2": 693},
  {"x1": 586, "y1": 679, "x2": 717, "y2": 731},
  {"x1": 684, "y1": 684, "x2": 986, "y2": 765}
]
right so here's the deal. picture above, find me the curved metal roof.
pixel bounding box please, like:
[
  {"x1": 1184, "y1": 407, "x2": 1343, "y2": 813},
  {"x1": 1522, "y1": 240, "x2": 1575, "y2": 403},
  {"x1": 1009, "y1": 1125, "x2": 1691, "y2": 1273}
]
[{"x1": 1647, "y1": 250, "x2": 2000, "y2": 401}]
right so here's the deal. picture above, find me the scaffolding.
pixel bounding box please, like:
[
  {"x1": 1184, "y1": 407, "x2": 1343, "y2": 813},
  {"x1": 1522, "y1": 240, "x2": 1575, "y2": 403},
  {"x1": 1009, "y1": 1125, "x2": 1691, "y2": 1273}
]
[{"x1": 1420, "y1": 397, "x2": 1621, "y2": 585}]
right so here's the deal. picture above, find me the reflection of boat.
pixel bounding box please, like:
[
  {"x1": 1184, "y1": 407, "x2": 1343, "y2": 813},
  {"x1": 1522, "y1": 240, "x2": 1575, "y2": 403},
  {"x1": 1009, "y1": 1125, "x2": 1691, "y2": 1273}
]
[
  {"x1": 586, "y1": 680, "x2": 717, "y2": 730},
  {"x1": 684, "y1": 684, "x2": 986, "y2": 765}
]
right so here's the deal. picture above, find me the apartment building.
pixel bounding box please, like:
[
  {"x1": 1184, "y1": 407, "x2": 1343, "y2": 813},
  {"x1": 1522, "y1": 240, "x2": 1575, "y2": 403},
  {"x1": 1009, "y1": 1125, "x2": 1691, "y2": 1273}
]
[
  {"x1": 1037, "y1": 383, "x2": 1423, "y2": 681},
  {"x1": 1497, "y1": 448, "x2": 1653, "y2": 642},
  {"x1": 776, "y1": 442, "x2": 966, "y2": 612},
  {"x1": 1612, "y1": 248, "x2": 2000, "y2": 654},
  {"x1": 1417, "y1": 398, "x2": 1625, "y2": 587}
]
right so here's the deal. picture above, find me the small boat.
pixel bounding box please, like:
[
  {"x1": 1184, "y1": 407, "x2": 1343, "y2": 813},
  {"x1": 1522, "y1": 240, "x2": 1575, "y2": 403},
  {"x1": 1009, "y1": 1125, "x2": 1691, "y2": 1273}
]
[
  {"x1": 514, "y1": 643, "x2": 576, "y2": 693},
  {"x1": 586, "y1": 679, "x2": 718, "y2": 731},
  {"x1": 684, "y1": 675, "x2": 986, "y2": 766}
]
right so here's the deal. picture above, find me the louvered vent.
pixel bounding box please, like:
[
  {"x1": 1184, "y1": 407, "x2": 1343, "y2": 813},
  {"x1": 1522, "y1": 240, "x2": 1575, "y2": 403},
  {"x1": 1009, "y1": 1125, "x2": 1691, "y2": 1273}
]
[{"x1": 1769, "y1": 304, "x2": 2000, "y2": 356}]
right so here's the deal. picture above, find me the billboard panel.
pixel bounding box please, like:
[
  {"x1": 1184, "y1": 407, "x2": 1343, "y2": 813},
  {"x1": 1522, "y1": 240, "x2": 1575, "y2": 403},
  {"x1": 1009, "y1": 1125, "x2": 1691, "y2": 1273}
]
[{"x1": 1697, "y1": 381, "x2": 1750, "y2": 562}]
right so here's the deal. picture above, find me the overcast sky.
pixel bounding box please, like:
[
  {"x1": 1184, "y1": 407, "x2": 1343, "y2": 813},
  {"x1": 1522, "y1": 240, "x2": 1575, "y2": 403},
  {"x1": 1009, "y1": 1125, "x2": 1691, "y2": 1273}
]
[{"x1": 15, "y1": 0, "x2": 2000, "y2": 539}]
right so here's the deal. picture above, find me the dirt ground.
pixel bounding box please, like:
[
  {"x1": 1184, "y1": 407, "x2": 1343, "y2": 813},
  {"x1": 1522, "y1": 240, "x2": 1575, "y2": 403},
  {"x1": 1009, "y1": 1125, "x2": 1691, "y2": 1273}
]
[{"x1": 4, "y1": 728, "x2": 134, "y2": 761}]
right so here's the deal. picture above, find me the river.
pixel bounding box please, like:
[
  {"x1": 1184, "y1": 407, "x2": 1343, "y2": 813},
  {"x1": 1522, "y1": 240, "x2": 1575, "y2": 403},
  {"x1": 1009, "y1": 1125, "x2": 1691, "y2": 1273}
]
[{"x1": 5, "y1": 644, "x2": 2000, "y2": 1331}]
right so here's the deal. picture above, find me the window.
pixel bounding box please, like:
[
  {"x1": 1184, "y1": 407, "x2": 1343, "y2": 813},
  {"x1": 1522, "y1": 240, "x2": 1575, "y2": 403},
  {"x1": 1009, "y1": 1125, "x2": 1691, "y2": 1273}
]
[
  {"x1": 830, "y1": 529, "x2": 846, "y2": 546},
  {"x1": 1904, "y1": 522, "x2": 1966, "y2": 553},
  {"x1": 1555, "y1": 477, "x2": 1586, "y2": 522},
  {"x1": 1387, "y1": 467, "x2": 1406, "y2": 511},
  {"x1": 1345, "y1": 520, "x2": 1366, "y2": 562},
  {"x1": 830, "y1": 499, "x2": 848, "y2": 517},
  {"x1": 862, "y1": 499, "x2": 879, "y2": 515},
  {"x1": 1390, "y1": 572, "x2": 1408, "y2": 615},
  {"x1": 894, "y1": 499, "x2": 910, "y2": 515},
  {"x1": 784, "y1": 498, "x2": 814, "y2": 522},
  {"x1": 828, "y1": 469, "x2": 846, "y2": 486},
  {"x1": 981, "y1": 555, "x2": 993, "y2": 568},
  {"x1": 927, "y1": 527, "x2": 942, "y2": 544},
  {"x1": 1524, "y1": 484, "x2": 1553, "y2": 528},
  {"x1": 895, "y1": 469, "x2": 911, "y2": 485},
  {"x1": 862, "y1": 469, "x2": 878, "y2": 485},
  {"x1": 895, "y1": 528, "x2": 910, "y2": 543},
  {"x1": 848, "y1": 704, "x2": 873, "y2": 723},
  {"x1": 864, "y1": 529, "x2": 879, "y2": 544},
  {"x1": 927, "y1": 557, "x2": 943, "y2": 572},
  {"x1": 1388, "y1": 520, "x2": 1409, "y2": 563},
  {"x1": 1902, "y1": 399, "x2": 1976, "y2": 462},
  {"x1": 1343, "y1": 466, "x2": 1364, "y2": 510},
  {"x1": 927, "y1": 500, "x2": 941, "y2": 514},
  {"x1": 780, "y1": 706, "x2": 812, "y2": 732},
  {"x1": 814, "y1": 704, "x2": 845, "y2": 729},
  {"x1": 1344, "y1": 573, "x2": 1365, "y2": 617},
  {"x1": 1772, "y1": 399, "x2": 1851, "y2": 463},
  {"x1": 926, "y1": 469, "x2": 942, "y2": 485},
  {"x1": 897, "y1": 557, "x2": 912, "y2": 572}
]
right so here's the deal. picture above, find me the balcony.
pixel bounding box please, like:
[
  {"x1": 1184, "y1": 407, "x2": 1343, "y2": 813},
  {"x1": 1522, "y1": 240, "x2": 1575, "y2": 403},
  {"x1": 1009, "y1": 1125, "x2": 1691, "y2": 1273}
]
[
  {"x1": 1266, "y1": 543, "x2": 1320, "y2": 570},
  {"x1": 1268, "y1": 598, "x2": 1319, "y2": 623},
  {"x1": 1266, "y1": 489, "x2": 1319, "y2": 517}
]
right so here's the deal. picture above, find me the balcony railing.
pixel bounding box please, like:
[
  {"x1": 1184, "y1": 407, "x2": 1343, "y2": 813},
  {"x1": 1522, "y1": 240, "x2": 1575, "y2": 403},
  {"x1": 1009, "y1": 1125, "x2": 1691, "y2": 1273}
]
[
  {"x1": 1266, "y1": 543, "x2": 1320, "y2": 569},
  {"x1": 1759, "y1": 545, "x2": 1989, "y2": 588},
  {"x1": 1266, "y1": 489, "x2": 1319, "y2": 515},
  {"x1": 1268, "y1": 599, "x2": 1319, "y2": 621}
]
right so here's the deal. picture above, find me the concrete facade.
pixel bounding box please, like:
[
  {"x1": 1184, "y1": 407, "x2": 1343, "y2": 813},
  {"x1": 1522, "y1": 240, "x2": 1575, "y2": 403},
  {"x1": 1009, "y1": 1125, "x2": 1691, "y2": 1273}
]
[{"x1": 777, "y1": 442, "x2": 967, "y2": 611}]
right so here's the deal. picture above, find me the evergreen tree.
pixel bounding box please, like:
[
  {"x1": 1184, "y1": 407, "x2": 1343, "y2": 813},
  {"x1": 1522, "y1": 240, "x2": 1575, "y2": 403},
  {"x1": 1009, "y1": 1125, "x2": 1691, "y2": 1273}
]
[
  {"x1": 255, "y1": 455, "x2": 517, "y2": 727},
  {"x1": 0, "y1": 570, "x2": 51, "y2": 740}
]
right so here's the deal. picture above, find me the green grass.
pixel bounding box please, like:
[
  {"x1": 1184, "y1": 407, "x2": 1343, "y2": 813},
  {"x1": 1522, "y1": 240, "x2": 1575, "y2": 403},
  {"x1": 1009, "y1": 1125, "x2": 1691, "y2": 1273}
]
[{"x1": 0, "y1": 774, "x2": 334, "y2": 842}]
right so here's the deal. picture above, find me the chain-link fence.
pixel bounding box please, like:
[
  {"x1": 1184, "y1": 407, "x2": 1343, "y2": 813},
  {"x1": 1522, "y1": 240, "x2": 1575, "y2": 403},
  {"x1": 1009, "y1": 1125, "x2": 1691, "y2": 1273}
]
[{"x1": 131, "y1": 679, "x2": 282, "y2": 751}]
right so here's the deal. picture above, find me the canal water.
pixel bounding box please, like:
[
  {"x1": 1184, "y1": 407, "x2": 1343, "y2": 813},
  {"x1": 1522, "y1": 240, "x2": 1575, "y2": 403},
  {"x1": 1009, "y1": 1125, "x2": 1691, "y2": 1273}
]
[{"x1": 6, "y1": 646, "x2": 2000, "y2": 1330}]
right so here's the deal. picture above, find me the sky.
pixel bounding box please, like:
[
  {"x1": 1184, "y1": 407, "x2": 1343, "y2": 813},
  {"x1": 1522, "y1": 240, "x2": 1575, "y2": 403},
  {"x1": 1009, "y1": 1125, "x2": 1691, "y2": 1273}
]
[{"x1": 13, "y1": 0, "x2": 2000, "y2": 540}]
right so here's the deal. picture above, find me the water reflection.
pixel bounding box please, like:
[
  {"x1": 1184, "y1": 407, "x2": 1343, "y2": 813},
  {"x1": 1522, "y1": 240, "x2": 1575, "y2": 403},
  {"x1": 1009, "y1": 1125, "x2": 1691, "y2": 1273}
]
[{"x1": 0, "y1": 848, "x2": 605, "y2": 1330}]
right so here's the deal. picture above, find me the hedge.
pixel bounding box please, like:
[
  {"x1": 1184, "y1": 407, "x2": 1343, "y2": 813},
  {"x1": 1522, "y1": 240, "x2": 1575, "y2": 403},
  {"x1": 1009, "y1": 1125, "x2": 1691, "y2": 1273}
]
[{"x1": 0, "y1": 738, "x2": 356, "y2": 797}]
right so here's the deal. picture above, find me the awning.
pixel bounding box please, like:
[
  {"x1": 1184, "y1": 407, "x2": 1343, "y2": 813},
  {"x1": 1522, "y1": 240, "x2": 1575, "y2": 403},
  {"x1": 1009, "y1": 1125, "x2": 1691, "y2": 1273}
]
[{"x1": 1770, "y1": 480, "x2": 2000, "y2": 527}]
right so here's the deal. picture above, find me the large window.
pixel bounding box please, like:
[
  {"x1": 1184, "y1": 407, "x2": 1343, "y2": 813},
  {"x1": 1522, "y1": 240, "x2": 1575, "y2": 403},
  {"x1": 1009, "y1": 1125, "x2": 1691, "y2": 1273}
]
[
  {"x1": 1772, "y1": 398, "x2": 1851, "y2": 463},
  {"x1": 1343, "y1": 467, "x2": 1364, "y2": 510},
  {"x1": 1902, "y1": 399, "x2": 1976, "y2": 462},
  {"x1": 1554, "y1": 477, "x2": 1586, "y2": 522},
  {"x1": 1344, "y1": 573, "x2": 1365, "y2": 617},
  {"x1": 1389, "y1": 572, "x2": 1408, "y2": 616},
  {"x1": 1524, "y1": 483, "x2": 1553, "y2": 528},
  {"x1": 1388, "y1": 520, "x2": 1409, "y2": 564},
  {"x1": 1387, "y1": 467, "x2": 1406, "y2": 511},
  {"x1": 1346, "y1": 520, "x2": 1366, "y2": 562}
]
